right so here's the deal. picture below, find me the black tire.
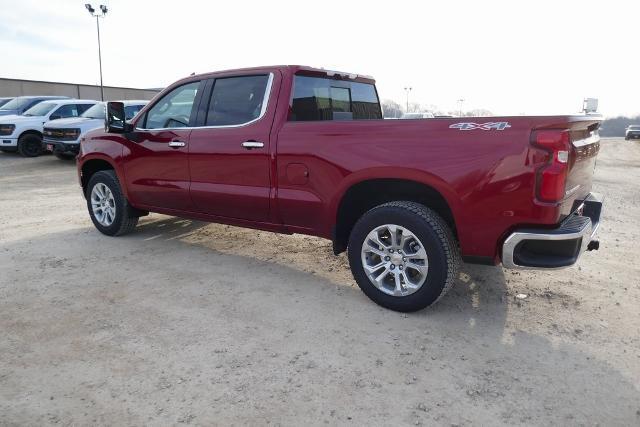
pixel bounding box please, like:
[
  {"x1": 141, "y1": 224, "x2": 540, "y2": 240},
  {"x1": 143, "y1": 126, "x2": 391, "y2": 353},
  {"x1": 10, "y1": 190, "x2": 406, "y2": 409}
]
[
  {"x1": 86, "y1": 170, "x2": 139, "y2": 236},
  {"x1": 17, "y1": 133, "x2": 43, "y2": 157},
  {"x1": 347, "y1": 201, "x2": 460, "y2": 312},
  {"x1": 54, "y1": 152, "x2": 76, "y2": 160}
]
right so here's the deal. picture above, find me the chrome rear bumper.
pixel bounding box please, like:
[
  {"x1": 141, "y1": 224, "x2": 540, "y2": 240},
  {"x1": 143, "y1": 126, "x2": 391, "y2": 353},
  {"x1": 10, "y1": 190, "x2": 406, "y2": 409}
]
[{"x1": 502, "y1": 193, "x2": 603, "y2": 269}]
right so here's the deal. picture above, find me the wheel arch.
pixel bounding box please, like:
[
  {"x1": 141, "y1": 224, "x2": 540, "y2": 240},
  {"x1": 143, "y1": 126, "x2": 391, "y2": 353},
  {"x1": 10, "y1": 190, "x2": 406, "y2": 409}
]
[
  {"x1": 80, "y1": 156, "x2": 124, "y2": 197},
  {"x1": 18, "y1": 129, "x2": 43, "y2": 140},
  {"x1": 331, "y1": 172, "x2": 462, "y2": 255}
]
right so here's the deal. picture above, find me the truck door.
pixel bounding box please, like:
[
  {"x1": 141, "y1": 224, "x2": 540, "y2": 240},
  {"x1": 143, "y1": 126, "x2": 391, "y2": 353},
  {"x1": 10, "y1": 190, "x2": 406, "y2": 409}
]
[
  {"x1": 187, "y1": 72, "x2": 279, "y2": 222},
  {"x1": 124, "y1": 81, "x2": 202, "y2": 211}
]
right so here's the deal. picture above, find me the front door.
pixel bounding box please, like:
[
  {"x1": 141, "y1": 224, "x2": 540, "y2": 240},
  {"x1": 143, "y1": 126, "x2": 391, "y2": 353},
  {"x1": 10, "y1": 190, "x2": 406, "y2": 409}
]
[
  {"x1": 188, "y1": 73, "x2": 277, "y2": 222},
  {"x1": 124, "y1": 81, "x2": 202, "y2": 211}
]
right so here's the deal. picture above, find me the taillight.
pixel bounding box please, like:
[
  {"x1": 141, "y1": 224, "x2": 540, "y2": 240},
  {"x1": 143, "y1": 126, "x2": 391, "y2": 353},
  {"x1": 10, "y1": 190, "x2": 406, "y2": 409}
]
[{"x1": 532, "y1": 130, "x2": 571, "y2": 203}]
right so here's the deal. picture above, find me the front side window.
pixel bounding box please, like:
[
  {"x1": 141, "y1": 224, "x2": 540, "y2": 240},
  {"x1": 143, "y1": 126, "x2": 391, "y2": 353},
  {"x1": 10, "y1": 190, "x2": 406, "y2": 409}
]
[
  {"x1": 51, "y1": 104, "x2": 80, "y2": 119},
  {"x1": 144, "y1": 81, "x2": 200, "y2": 129},
  {"x1": 290, "y1": 75, "x2": 382, "y2": 121},
  {"x1": 205, "y1": 75, "x2": 270, "y2": 126},
  {"x1": 23, "y1": 102, "x2": 56, "y2": 117}
]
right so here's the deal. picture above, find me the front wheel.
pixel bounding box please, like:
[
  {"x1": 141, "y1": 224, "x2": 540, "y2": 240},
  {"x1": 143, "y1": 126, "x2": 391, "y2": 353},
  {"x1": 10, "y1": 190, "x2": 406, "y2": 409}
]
[
  {"x1": 17, "y1": 134, "x2": 43, "y2": 157},
  {"x1": 348, "y1": 201, "x2": 460, "y2": 312},
  {"x1": 86, "y1": 170, "x2": 138, "y2": 236}
]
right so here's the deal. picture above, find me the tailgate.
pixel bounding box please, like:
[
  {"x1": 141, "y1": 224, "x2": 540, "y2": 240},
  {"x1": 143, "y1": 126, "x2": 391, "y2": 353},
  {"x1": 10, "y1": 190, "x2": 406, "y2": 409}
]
[{"x1": 565, "y1": 121, "x2": 601, "y2": 207}]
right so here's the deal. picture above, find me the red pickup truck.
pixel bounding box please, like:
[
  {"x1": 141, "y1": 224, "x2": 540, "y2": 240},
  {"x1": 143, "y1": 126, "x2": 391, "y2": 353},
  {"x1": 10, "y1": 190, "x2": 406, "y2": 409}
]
[{"x1": 77, "y1": 65, "x2": 603, "y2": 312}]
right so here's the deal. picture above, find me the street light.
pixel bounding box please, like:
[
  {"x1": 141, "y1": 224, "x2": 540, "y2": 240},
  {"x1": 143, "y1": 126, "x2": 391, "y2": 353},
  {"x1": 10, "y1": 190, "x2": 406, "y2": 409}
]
[
  {"x1": 457, "y1": 98, "x2": 465, "y2": 117},
  {"x1": 85, "y1": 4, "x2": 108, "y2": 101},
  {"x1": 404, "y1": 87, "x2": 412, "y2": 113}
]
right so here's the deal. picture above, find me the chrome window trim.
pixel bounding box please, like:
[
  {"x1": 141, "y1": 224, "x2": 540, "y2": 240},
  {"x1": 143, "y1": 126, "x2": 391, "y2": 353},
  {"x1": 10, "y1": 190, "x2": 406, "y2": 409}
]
[{"x1": 135, "y1": 73, "x2": 274, "y2": 131}]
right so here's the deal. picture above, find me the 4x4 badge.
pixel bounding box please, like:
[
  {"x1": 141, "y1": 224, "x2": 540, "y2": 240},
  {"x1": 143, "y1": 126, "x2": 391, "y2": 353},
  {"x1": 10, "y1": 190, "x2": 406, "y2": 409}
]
[{"x1": 449, "y1": 122, "x2": 511, "y2": 131}]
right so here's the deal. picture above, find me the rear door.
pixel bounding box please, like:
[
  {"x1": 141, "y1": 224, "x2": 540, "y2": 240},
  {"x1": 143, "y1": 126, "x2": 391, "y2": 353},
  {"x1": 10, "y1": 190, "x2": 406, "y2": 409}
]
[
  {"x1": 124, "y1": 81, "x2": 203, "y2": 211},
  {"x1": 187, "y1": 72, "x2": 278, "y2": 222}
]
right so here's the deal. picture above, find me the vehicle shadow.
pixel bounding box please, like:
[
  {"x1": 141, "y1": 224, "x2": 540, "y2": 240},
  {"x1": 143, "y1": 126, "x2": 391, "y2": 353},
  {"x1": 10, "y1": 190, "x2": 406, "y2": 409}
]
[{"x1": 0, "y1": 221, "x2": 638, "y2": 425}]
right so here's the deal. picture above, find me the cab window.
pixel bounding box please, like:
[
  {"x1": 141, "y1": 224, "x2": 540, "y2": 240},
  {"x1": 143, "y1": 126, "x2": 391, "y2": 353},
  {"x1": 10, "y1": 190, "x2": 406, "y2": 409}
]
[
  {"x1": 144, "y1": 82, "x2": 200, "y2": 129},
  {"x1": 205, "y1": 75, "x2": 269, "y2": 126},
  {"x1": 289, "y1": 75, "x2": 382, "y2": 121}
]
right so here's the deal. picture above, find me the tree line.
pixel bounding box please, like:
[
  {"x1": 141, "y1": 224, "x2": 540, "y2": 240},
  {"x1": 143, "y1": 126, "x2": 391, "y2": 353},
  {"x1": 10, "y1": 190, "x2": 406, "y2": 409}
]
[{"x1": 382, "y1": 99, "x2": 639, "y2": 136}]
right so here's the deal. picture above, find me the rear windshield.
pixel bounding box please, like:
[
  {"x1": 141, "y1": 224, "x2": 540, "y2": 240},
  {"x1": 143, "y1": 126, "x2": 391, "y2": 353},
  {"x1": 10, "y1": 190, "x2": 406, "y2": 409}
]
[
  {"x1": 629, "y1": 125, "x2": 640, "y2": 130},
  {"x1": 289, "y1": 75, "x2": 382, "y2": 121},
  {"x1": 23, "y1": 102, "x2": 56, "y2": 116}
]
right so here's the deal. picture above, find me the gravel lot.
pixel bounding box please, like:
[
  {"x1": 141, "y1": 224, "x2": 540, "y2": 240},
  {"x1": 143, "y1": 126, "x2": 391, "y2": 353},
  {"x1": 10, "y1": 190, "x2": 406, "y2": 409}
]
[{"x1": 1, "y1": 138, "x2": 639, "y2": 426}]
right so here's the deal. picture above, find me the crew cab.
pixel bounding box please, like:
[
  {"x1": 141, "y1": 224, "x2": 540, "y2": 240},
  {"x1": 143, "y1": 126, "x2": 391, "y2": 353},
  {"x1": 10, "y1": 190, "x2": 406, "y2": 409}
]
[
  {"x1": 0, "y1": 99, "x2": 98, "y2": 156},
  {"x1": 77, "y1": 65, "x2": 604, "y2": 312},
  {"x1": 43, "y1": 100, "x2": 147, "y2": 159}
]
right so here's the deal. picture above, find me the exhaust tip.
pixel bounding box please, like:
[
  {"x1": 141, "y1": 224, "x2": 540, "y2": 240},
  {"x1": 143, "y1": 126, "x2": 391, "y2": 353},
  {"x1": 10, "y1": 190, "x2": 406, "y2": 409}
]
[{"x1": 587, "y1": 240, "x2": 600, "y2": 251}]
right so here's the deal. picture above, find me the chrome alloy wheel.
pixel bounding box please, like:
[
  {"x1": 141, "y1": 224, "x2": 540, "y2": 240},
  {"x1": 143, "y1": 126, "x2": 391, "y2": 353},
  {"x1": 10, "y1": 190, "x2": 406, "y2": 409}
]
[
  {"x1": 361, "y1": 224, "x2": 429, "y2": 296},
  {"x1": 90, "y1": 182, "x2": 116, "y2": 227}
]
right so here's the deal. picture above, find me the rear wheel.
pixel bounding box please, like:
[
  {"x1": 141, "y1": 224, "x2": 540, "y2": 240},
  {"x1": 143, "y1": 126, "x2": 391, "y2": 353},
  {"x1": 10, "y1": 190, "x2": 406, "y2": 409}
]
[
  {"x1": 348, "y1": 201, "x2": 460, "y2": 312},
  {"x1": 86, "y1": 170, "x2": 139, "y2": 236},
  {"x1": 17, "y1": 133, "x2": 43, "y2": 157}
]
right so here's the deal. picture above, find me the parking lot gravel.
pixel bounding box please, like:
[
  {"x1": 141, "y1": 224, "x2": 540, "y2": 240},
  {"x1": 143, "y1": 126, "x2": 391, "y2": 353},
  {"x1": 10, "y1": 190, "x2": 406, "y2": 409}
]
[{"x1": 1, "y1": 138, "x2": 639, "y2": 425}]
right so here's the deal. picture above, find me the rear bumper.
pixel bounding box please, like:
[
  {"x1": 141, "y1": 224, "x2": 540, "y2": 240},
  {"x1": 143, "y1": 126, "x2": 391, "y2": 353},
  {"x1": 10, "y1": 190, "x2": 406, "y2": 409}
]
[
  {"x1": 626, "y1": 133, "x2": 640, "y2": 139},
  {"x1": 502, "y1": 192, "x2": 603, "y2": 269}
]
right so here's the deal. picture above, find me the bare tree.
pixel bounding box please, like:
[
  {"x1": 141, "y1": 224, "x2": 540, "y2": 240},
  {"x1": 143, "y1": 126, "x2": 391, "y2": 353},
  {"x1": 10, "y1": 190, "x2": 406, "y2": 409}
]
[{"x1": 381, "y1": 99, "x2": 403, "y2": 118}]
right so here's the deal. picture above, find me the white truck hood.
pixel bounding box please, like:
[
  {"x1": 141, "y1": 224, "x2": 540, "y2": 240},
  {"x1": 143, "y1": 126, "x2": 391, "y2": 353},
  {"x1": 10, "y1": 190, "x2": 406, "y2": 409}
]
[
  {"x1": 0, "y1": 115, "x2": 45, "y2": 125},
  {"x1": 44, "y1": 117, "x2": 103, "y2": 133}
]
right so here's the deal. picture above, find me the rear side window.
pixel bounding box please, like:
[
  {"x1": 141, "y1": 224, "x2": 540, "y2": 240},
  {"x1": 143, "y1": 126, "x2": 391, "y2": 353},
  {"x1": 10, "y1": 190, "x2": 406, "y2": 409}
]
[
  {"x1": 205, "y1": 75, "x2": 270, "y2": 126},
  {"x1": 290, "y1": 75, "x2": 382, "y2": 121}
]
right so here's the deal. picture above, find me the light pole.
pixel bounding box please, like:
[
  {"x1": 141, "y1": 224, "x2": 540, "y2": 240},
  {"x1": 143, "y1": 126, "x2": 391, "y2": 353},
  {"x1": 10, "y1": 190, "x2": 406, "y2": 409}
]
[
  {"x1": 457, "y1": 98, "x2": 465, "y2": 117},
  {"x1": 85, "y1": 4, "x2": 108, "y2": 101},
  {"x1": 404, "y1": 87, "x2": 412, "y2": 113}
]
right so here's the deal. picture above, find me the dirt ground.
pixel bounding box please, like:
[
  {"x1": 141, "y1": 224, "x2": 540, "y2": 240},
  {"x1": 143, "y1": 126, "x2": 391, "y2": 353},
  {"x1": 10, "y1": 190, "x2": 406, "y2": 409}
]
[{"x1": 0, "y1": 138, "x2": 639, "y2": 426}]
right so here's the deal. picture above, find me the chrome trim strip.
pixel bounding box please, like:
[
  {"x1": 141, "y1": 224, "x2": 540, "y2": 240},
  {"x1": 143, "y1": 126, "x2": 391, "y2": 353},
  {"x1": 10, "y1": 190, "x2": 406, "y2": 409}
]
[
  {"x1": 501, "y1": 193, "x2": 603, "y2": 270},
  {"x1": 135, "y1": 73, "x2": 274, "y2": 132},
  {"x1": 572, "y1": 132, "x2": 600, "y2": 147}
]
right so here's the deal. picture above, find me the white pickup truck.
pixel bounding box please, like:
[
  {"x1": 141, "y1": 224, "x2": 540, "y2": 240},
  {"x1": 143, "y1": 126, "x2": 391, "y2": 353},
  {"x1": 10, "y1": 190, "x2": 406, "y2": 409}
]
[
  {"x1": 43, "y1": 101, "x2": 147, "y2": 159},
  {"x1": 0, "y1": 99, "x2": 98, "y2": 157}
]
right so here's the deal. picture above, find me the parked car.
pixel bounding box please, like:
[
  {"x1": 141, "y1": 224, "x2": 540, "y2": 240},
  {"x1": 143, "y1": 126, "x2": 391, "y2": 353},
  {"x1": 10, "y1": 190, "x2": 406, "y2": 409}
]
[
  {"x1": 0, "y1": 95, "x2": 69, "y2": 117},
  {"x1": 400, "y1": 112, "x2": 435, "y2": 119},
  {"x1": 0, "y1": 97, "x2": 14, "y2": 108},
  {"x1": 0, "y1": 99, "x2": 98, "y2": 156},
  {"x1": 77, "y1": 65, "x2": 604, "y2": 312},
  {"x1": 625, "y1": 125, "x2": 640, "y2": 140},
  {"x1": 43, "y1": 100, "x2": 147, "y2": 160}
]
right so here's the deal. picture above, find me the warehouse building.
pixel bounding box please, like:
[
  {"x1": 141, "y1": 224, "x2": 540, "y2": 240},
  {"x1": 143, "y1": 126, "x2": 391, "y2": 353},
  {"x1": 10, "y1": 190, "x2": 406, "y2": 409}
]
[{"x1": 0, "y1": 77, "x2": 160, "y2": 101}]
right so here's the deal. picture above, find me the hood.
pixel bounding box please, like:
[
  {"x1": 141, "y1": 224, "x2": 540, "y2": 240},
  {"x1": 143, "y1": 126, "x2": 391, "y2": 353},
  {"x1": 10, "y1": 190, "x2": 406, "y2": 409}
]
[
  {"x1": 0, "y1": 114, "x2": 45, "y2": 125},
  {"x1": 45, "y1": 117, "x2": 95, "y2": 128},
  {"x1": 0, "y1": 114, "x2": 45, "y2": 124}
]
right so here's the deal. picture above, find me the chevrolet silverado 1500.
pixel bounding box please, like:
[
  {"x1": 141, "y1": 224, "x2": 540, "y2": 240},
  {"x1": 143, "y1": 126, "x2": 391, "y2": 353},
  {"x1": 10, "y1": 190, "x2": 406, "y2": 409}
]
[{"x1": 76, "y1": 65, "x2": 604, "y2": 311}]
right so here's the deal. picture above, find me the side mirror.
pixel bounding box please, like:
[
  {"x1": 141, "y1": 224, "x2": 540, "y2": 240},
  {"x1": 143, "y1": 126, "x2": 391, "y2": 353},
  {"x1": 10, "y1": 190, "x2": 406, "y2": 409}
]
[{"x1": 105, "y1": 102, "x2": 132, "y2": 133}]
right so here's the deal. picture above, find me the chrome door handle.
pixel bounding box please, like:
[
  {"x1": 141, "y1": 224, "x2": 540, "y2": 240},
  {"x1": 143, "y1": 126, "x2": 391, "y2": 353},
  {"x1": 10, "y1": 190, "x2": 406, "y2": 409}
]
[
  {"x1": 241, "y1": 141, "x2": 264, "y2": 149},
  {"x1": 168, "y1": 140, "x2": 186, "y2": 148}
]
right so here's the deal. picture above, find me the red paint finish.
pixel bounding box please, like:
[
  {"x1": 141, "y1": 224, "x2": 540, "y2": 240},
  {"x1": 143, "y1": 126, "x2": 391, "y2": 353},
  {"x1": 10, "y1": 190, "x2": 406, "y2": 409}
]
[{"x1": 77, "y1": 65, "x2": 602, "y2": 264}]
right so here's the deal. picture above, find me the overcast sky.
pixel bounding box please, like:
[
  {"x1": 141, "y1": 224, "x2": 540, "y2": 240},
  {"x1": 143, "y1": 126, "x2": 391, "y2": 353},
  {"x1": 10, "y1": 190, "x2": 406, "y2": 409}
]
[{"x1": 1, "y1": 0, "x2": 637, "y2": 116}]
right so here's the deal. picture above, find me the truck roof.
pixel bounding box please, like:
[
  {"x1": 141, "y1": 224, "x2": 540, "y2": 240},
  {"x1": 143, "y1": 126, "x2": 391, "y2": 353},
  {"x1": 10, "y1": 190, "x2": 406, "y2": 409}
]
[{"x1": 187, "y1": 65, "x2": 376, "y2": 85}]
